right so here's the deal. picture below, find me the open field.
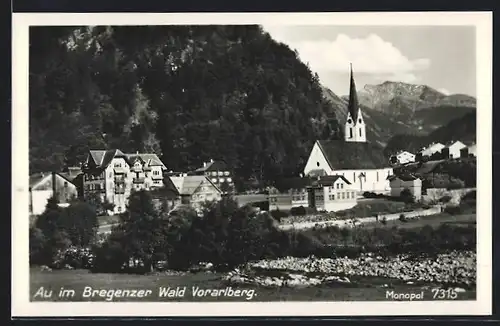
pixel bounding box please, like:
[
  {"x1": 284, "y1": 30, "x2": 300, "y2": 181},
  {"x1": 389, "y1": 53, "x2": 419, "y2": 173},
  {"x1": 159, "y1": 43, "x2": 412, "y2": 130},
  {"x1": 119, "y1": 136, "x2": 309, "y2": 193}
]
[{"x1": 30, "y1": 268, "x2": 475, "y2": 302}]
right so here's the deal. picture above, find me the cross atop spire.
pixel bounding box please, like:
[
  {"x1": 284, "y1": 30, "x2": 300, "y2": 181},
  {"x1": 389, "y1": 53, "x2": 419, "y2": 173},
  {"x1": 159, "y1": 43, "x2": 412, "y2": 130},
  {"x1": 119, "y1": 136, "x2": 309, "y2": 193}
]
[{"x1": 347, "y1": 64, "x2": 360, "y2": 123}]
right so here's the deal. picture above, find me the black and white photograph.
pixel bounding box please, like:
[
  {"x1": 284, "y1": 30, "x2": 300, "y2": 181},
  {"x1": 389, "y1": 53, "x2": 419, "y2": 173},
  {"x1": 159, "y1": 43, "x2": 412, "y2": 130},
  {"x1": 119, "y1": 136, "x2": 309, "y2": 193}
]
[{"x1": 12, "y1": 12, "x2": 492, "y2": 317}]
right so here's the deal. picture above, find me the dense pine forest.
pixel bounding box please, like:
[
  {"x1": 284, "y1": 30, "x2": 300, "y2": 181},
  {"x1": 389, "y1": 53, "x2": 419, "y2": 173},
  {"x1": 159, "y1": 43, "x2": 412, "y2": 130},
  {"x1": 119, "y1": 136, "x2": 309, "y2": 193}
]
[{"x1": 30, "y1": 26, "x2": 342, "y2": 190}]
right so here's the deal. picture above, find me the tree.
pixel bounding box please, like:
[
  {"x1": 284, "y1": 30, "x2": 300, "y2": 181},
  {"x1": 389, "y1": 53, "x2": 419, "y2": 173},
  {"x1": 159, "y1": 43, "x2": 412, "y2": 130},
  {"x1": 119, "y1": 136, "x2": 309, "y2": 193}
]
[
  {"x1": 60, "y1": 200, "x2": 99, "y2": 247},
  {"x1": 400, "y1": 188, "x2": 415, "y2": 204},
  {"x1": 113, "y1": 190, "x2": 168, "y2": 273}
]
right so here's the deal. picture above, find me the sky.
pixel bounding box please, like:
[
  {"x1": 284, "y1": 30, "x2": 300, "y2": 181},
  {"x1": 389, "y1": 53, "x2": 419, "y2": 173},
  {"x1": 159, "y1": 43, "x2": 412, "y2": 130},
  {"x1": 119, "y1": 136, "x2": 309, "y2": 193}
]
[{"x1": 261, "y1": 25, "x2": 476, "y2": 97}]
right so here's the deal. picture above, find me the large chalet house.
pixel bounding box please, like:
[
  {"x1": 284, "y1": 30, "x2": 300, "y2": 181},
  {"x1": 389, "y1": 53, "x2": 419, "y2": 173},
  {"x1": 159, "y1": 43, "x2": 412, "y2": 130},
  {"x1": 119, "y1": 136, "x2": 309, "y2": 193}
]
[
  {"x1": 303, "y1": 65, "x2": 393, "y2": 196},
  {"x1": 81, "y1": 149, "x2": 167, "y2": 214}
]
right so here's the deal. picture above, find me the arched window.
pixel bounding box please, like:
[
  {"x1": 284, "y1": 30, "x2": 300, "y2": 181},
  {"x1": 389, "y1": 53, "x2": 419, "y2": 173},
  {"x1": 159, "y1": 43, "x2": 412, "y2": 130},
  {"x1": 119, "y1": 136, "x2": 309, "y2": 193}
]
[
  {"x1": 349, "y1": 128, "x2": 353, "y2": 138},
  {"x1": 359, "y1": 128, "x2": 362, "y2": 137}
]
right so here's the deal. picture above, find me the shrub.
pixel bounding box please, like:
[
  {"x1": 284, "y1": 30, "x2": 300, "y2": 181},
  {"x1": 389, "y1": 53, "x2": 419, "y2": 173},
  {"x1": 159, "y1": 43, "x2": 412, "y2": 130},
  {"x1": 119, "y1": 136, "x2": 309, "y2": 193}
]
[
  {"x1": 270, "y1": 209, "x2": 289, "y2": 221},
  {"x1": 290, "y1": 206, "x2": 307, "y2": 216},
  {"x1": 380, "y1": 217, "x2": 387, "y2": 225},
  {"x1": 444, "y1": 205, "x2": 462, "y2": 215},
  {"x1": 400, "y1": 188, "x2": 415, "y2": 204},
  {"x1": 399, "y1": 214, "x2": 407, "y2": 222},
  {"x1": 439, "y1": 195, "x2": 452, "y2": 203}
]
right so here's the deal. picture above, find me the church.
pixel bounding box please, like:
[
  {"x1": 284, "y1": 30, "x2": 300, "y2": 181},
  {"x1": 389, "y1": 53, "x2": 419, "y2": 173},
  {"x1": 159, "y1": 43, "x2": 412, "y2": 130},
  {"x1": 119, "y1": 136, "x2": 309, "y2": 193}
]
[{"x1": 303, "y1": 65, "x2": 393, "y2": 195}]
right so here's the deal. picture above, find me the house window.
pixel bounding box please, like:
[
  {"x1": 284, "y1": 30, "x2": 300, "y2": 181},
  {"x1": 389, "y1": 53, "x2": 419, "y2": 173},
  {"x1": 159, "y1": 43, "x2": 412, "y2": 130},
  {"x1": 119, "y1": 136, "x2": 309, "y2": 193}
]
[
  {"x1": 341, "y1": 183, "x2": 344, "y2": 189},
  {"x1": 114, "y1": 163, "x2": 121, "y2": 168},
  {"x1": 349, "y1": 128, "x2": 353, "y2": 138},
  {"x1": 341, "y1": 192, "x2": 345, "y2": 199},
  {"x1": 153, "y1": 170, "x2": 160, "y2": 176},
  {"x1": 64, "y1": 182, "x2": 68, "y2": 188}
]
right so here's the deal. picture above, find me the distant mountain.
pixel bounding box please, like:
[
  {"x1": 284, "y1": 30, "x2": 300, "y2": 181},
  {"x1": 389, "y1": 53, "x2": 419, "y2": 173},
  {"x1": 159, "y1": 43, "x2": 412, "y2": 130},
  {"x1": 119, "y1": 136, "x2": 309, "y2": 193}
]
[
  {"x1": 384, "y1": 111, "x2": 476, "y2": 156},
  {"x1": 356, "y1": 81, "x2": 476, "y2": 115},
  {"x1": 322, "y1": 81, "x2": 476, "y2": 146}
]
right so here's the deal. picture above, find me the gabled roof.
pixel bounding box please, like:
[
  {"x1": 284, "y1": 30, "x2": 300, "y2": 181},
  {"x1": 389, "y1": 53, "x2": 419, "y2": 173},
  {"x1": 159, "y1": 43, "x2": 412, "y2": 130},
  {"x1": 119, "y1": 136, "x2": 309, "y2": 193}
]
[
  {"x1": 29, "y1": 172, "x2": 76, "y2": 190},
  {"x1": 126, "y1": 153, "x2": 167, "y2": 169},
  {"x1": 314, "y1": 175, "x2": 351, "y2": 187},
  {"x1": 316, "y1": 140, "x2": 388, "y2": 170},
  {"x1": 194, "y1": 160, "x2": 228, "y2": 173},
  {"x1": 275, "y1": 177, "x2": 314, "y2": 192},
  {"x1": 88, "y1": 149, "x2": 126, "y2": 168},
  {"x1": 168, "y1": 175, "x2": 221, "y2": 196},
  {"x1": 388, "y1": 173, "x2": 420, "y2": 182}
]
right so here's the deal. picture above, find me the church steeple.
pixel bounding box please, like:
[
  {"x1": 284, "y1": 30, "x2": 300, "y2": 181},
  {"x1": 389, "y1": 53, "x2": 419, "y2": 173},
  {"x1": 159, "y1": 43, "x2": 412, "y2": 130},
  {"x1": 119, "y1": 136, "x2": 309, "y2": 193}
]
[
  {"x1": 345, "y1": 64, "x2": 367, "y2": 142},
  {"x1": 348, "y1": 63, "x2": 360, "y2": 122}
]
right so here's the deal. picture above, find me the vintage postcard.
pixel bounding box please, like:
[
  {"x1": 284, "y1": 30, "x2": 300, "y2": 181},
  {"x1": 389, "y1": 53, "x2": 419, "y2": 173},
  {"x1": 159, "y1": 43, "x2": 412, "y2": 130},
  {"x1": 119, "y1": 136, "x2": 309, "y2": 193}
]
[{"x1": 12, "y1": 12, "x2": 492, "y2": 317}]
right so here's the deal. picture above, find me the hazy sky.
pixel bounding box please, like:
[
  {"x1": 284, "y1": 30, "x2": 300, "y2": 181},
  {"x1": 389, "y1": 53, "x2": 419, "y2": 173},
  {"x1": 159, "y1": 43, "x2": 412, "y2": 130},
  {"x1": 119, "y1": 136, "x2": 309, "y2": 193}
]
[{"x1": 261, "y1": 25, "x2": 476, "y2": 97}]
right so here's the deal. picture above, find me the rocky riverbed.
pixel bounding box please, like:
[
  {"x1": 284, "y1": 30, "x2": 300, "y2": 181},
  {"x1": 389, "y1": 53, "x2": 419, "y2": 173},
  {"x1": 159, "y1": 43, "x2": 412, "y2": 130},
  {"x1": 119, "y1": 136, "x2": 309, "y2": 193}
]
[{"x1": 223, "y1": 251, "x2": 475, "y2": 289}]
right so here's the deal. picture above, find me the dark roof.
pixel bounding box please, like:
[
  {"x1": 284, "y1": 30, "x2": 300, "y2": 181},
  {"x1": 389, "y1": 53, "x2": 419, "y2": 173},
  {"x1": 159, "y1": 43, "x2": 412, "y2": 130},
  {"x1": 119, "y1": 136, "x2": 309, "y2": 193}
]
[
  {"x1": 317, "y1": 140, "x2": 388, "y2": 170},
  {"x1": 194, "y1": 160, "x2": 229, "y2": 172},
  {"x1": 388, "y1": 173, "x2": 420, "y2": 182},
  {"x1": 347, "y1": 64, "x2": 360, "y2": 123},
  {"x1": 314, "y1": 175, "x2": 351, "y2": 187},
  {"x1": 275, "y1": 177, "x2": 314, "y2": 192}
]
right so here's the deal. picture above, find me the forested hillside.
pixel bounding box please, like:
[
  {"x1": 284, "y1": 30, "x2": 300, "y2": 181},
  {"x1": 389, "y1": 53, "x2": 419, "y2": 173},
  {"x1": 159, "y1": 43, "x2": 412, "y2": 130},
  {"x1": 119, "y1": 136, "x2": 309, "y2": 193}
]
[{"x1": 29, "y1": 26, "x2": 342, "y2": 189}]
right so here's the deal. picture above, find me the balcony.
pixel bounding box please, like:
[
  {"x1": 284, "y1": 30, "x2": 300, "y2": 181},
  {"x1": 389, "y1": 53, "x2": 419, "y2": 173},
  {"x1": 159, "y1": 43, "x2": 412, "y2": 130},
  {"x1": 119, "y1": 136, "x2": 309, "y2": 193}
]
[{"x1": 133, "y1": 177, "x2": 145, "y2": 184}]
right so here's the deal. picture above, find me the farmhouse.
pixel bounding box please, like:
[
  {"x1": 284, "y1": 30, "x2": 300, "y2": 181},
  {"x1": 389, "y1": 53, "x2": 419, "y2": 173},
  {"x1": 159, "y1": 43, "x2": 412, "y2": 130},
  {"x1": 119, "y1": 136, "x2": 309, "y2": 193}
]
[
  {"x1": 460, "y1": 143, "x2": 477, "y2": 158},
  {"x1": 388, "y1": 174, "x2": 422, "y2": 200},
  {"x1": 390, "y1": 151, "x2": 416, "y2": 165},
  {"x1": 29, "y1": 172, "x2": 78, "y2": 215},
  {"x1": 167, "y1": 174, "x2": 222, "y2": 212},
  {"x1": 419, "y1": 142, "x2": 445, "y2": 157},
  {"x1": 191, "y1": 159, "x2": 235, "y2": 194},
  {"x1": 309, "y1": 175, "x2": 358, "y2": 212},
  {"x1": 441, "y1": 141, "x2": 467, "y2": 159},
  {"x1": 303, "y1": 65, "x2": 393, "y2": 196}
]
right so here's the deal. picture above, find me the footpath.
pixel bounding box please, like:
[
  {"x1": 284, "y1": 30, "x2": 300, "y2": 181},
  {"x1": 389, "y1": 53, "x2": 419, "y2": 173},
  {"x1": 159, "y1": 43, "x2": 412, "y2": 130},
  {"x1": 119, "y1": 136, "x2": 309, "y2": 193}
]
[{"x1": 278, "y1": 206, "x2": 442, "y2": 231}]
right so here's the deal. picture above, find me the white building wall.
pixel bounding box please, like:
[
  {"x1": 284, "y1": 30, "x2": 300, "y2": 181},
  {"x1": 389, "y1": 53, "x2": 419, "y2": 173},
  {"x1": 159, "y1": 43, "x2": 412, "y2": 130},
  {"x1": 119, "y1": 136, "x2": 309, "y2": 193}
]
[
  {"x1": 390, "y1": 179, "x2": 422, "y2": 199},
  {"x1": 448, "y1": 142, "x2": 467, "y2": 159},
  {"x1": 30, "y1": 190, "x2": 53, "y2": 216},
  {"x1": 331, "y1": 168, "x2": 393, "y2": 195},
  {"x1": 303, "y1": 142, "x2": 334, "y2": 176}
]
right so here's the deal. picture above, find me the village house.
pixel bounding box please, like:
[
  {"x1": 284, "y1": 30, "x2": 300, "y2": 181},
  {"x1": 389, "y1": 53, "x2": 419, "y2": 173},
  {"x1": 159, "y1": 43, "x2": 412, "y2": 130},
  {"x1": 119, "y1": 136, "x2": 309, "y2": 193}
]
[
  {"x1": 191, "y1": 159, "x2": 235, "y2": 194},
  {"x1": 268, "y1": 177, "x2": 312, "y2": 211},
  {"x1": 419, "y1": 142, "x2": 446, "y2": 158},
  {"x1": 303, "y1": 65, "x2": 393, "y2": 196},
  {"x1": 29, "y1": 172, "x2": 78, "y2": 215},
  {"x1": 460, "y1": 143, "x2": 477, "y2": 158},
  {"x1": 81, "y1": 149, "x2": 167, "y2": 214},
  {"x1": 441, "y1": 140, "x2": 467, "y2": 159},
  {"x1": 309, "y1": 175, "x2": 358, "y2": 212},
  {"x1": 390, "y1": 151, "x2": 416, "y2": 165},
  {"x1": 167, "y1": 174, "x2": 222, "y2": 212},
  {"x1": 388, "y1": 174, "x2": 422, "y2": 200}
]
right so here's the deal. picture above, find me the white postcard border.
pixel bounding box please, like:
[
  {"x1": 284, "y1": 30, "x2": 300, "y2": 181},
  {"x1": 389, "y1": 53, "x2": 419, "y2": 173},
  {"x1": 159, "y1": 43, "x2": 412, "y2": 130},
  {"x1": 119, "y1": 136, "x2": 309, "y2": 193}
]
[{"x1": 12, "y1": 11, "x2": 492, "y2": 317}]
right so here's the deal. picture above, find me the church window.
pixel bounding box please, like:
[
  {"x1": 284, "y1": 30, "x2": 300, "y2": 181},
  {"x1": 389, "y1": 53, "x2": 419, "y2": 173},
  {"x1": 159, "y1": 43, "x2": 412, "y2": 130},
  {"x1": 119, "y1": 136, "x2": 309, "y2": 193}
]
[
  {"x1": 358, "y1": 118, "x2": 362, "y2": 124},
  {"x1": 349, "y1": 128, "x2": 353, "y2": 138},
  {"x1": 347, "y1": 119, "x2": 352, "y2": 124},
  {"x1": 377, "y1": 171, "x2": 379, "y2": 182},
  {"x1": 316, "y1": 162, "x2": 320, "y2": 167},
  {"x1": 353, "y1": 172, "x2": 356, "y2": 181},
  {"x1": 359, "y1": 128, "x2": 362, "y2": 137}
]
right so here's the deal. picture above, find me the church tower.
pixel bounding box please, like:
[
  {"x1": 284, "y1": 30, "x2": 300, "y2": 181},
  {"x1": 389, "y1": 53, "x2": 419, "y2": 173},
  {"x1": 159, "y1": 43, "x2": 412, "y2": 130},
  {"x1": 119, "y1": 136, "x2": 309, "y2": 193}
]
[{"x1": 344, "y1": 64, "x2": 367, "y2": 143}]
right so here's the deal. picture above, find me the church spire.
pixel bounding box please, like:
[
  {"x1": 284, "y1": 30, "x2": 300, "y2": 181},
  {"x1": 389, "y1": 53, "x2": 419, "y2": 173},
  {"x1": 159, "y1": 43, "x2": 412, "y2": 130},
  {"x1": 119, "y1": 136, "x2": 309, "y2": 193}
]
[{"x1": 348, "y1": 63, "x2": 360, "y2": 123}]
